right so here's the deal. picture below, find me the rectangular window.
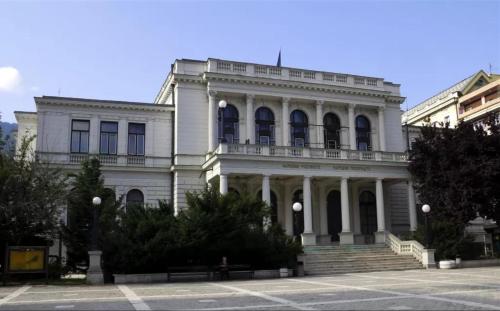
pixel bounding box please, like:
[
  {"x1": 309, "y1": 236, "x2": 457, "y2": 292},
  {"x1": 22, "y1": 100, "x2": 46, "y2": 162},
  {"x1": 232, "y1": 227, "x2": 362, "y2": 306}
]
[
  {"x1": 100, "y1": 121, "x2": 118, "y2": 155},
  {"x1": 128, "y1": 123, "x2": 145, "y2": 155},
  {"x1": 70, "y1": 120, "x2": 90, "y2": 153}
]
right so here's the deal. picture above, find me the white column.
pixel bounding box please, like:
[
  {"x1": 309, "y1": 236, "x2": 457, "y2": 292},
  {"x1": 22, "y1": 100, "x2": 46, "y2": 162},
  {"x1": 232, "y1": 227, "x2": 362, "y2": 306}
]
[
  {"x1": 319, "y1": 184, "x2": 328, "y2": 235},
  {"x1": 408, "y1": 180, "x2": 417, "y2": 231},
  {"x1": 262, "y1": 175, "x2": 270, "y2": 205},
  {"x1": 208, "y1": 90, "x2": 218, "y2": 152},
  {"x1": 282, "y1": 97, "x2": 290, "y2": 146},
  {"x1": 376, "y1": 178, "x2": 385, "y2": 232},
  {"x1": 348, "y1": 104, "x2": 356, "y2": 150},
  {"x1": 378, "y1": 107, "x2": 386, "y2": 151},
  {"x1": 284, "y1": 183, "x2": 293, "y2": 236},
  {"x1": 303, "y1": 176, "x2": 313, "y2": 234},
  {"x1": 219, "y1": 174, "x2": 228, "y2": 194},
  {"x1": 316, "y1": 100, "x2": 324, "y2": 149},
  {"x1": 340, "y1": 177, "x2": 351, "y2": 232},
  {"x1": 246, "y1": 94, "x2": 255, "y2": 144}
]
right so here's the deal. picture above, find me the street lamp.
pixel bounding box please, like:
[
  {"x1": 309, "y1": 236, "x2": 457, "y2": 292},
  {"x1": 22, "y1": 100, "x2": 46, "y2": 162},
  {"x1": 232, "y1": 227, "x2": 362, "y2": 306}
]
[
  {"x1": 91, "y1": 196, "x2": 101, "y2": 251},
  {"x1": 422, "y1": 204, "x2": 431, "y2": 248},
  {"x1": 292, "y1": 202, "x2": 303, "y2": 212},
  {"x1": 218, "y1": 100, "x2": 227, "y2": 143}
]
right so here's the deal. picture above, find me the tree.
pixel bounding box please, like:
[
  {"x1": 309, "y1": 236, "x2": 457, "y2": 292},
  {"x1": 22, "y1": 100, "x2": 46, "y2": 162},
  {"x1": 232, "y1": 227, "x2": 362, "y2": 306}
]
[
  {"x1": 408, "y1": 118, "x2": 500, "y2": 259},
  {"x1": 62, "y1": 158, "x2": 121, "y2": 272},
  {"x1": 409, "y1": 119, "x2": 500, "y2": 225},
  {"x1": 0, "y1": 135, "x2": 67, "y2": 246}
]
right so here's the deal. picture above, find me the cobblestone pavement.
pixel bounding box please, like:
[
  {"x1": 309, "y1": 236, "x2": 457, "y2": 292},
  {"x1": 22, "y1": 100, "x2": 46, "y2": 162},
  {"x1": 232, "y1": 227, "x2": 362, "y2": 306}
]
[{"x1": 1, "y1": 267, "x2": 499, "y2": 310}]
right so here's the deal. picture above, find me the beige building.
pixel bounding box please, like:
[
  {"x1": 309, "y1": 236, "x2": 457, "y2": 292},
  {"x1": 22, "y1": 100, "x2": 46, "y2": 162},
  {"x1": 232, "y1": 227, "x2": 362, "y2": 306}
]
[{"x1": 403, "y1": 70, "x2": 499, "y2": 128}]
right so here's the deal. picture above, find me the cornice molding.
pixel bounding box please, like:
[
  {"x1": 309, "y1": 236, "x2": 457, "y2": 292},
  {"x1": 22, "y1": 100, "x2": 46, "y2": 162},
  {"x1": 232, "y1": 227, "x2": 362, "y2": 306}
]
[{"x1": 35, "y1": 97, "x2": 174, "y2": 113}]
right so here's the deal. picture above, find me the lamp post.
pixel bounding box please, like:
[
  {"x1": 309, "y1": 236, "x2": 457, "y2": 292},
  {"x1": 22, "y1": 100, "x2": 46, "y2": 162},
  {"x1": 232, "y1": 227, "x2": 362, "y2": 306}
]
[
  {"x1": 292, "y1": 202, "x2": 302, "y2": 239},
  {"x1": 91, "y1": 196, "x2": 101, "y2": 251},
  {"x1": 422, "y1": 204, "x2": 431, "y2": 248},
  {"x1": 292, "y1": 202, "x2": 303, "y2": 212},
  {"x1": 218, "y1": 100, "x2": 227, "y2": 143},
  {"x1": 87, "y1": 196, "x2": 103, "y2": 284}
]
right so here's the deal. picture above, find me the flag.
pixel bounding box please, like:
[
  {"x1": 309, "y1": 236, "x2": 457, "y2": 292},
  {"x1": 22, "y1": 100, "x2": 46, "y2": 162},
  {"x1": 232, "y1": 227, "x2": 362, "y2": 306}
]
[{"x1": 276, "y1": 50, "x2": 281, "y2": 67}]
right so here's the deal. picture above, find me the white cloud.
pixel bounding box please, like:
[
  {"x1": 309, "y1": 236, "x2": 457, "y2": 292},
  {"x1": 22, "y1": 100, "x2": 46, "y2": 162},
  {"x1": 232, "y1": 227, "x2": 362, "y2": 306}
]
[{"x1": 0, "y1": 67, "x2": 22, "y2": 92}]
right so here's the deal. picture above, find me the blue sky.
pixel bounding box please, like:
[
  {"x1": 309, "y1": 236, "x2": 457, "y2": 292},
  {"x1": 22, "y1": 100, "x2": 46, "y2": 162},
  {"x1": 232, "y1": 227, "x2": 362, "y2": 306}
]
[{"x1": 1, "y1": 0, "x2": 499, "y2": 123}]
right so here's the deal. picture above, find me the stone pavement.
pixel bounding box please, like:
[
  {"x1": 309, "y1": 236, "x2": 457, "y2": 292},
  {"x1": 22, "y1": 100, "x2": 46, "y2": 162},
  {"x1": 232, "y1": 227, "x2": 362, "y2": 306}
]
[{"x1": 0, "y1": 267, "x2": 499, "y2": 310}]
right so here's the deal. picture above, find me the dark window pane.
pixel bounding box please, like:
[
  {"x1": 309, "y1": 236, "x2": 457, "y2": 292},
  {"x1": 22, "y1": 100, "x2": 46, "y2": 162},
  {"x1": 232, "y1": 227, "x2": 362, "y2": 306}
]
[
  {"x1": 80, "y1": 132, "x2": 89, "y2": 153},
  {"x1": 71, "y1": 132, "x2": 80, "y2": 153},
  {"x1": 128, "y1": 135, "x2": 136, "y2": 155},
  {"x1": 109, "y1": 134, "x2": 117, "y2": 154},
  {"x1": 129, "y1": 123, "x2": 145, "y2": 134},
  {"x1": 100, "y1": 134, "x2": 108, "y2": 154},
  {"x1": 73, "y1": 120, "x2": 89, "y2": 131},
  {"x1": 137, "y1": 135, "x2": 145, "y2": 155},
  {"x1": 101, "y1": 122, "x2": 118, "y2": 132}
]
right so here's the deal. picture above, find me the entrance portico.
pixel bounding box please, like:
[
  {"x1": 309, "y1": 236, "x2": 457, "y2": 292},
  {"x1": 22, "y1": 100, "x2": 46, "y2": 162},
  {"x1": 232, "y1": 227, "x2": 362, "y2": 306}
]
[{"x1": 207, "y1": 154, "x2": 417, "y2": 246}]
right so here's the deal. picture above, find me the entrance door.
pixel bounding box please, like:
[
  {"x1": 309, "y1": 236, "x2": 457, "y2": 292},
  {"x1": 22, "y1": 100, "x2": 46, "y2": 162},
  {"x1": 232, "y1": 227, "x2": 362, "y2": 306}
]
[
  {"x1": 359, "y1": 191, "x2": 377, "y2": 244},
  {"x1": 292, "y1": 190, "x2": 304, "y2": 237},
  {"x1": 327, "y1": 190, "x2": 342, "y2": 242}
]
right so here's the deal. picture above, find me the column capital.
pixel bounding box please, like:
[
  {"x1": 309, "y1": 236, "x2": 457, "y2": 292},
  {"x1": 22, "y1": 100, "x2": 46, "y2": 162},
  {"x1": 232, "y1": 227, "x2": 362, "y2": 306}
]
[
  {"x1": 376, "y1": 177, "x2": 384, "y2": 181},
  {"x1": 378, "y1": 105, "x2": 386, "y2": 112},
  {"x1": 348, "y1": 103, "x2": 356, "y2": 110},
  {"x1": 262, "y1": 173, "x2": 271, "y2": 178},
  {"x1": 316, "y1": 100, "x2": 324, "y2": 106},
  {"x1": 341, "y1": 176, "x2": 349, "y2": 181},
  {"x1": 282, "y1": 97, "x2": 291, "y2": 104},
  {"x1": 208, "y1": 89, "x2": 217, "y2": 97},
  {"x1": 246, "y1": 93, "x2": 255, "y2": 101},
  {"x1": 303, "y1": 175, "x2": 312, "y2": 179}
]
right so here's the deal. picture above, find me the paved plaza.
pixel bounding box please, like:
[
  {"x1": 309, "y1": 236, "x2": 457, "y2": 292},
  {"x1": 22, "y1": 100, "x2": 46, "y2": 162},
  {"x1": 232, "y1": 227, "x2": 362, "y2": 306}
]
[{"x1": 0, "y1": 267, "x2": 499, "y2": 310}]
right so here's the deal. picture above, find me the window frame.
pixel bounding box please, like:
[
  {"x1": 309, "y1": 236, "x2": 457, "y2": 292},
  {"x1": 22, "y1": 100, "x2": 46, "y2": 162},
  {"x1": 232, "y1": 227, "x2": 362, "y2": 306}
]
[
  {"x1": 128, "y1": 123, "x2": 146, "y2": 156},
  {"x1": 99, "y1": 121, "x2": 118, "y2": 155},
  {"x1": 70, "y1": 119, "x2": 90, "y2": 154}
]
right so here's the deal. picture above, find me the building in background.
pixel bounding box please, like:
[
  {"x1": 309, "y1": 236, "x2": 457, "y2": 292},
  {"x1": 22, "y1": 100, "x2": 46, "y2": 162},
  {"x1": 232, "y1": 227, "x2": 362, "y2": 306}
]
[
  {"x1": 16, "y1": 58, "x2": 416, "y2": 247},
  {"x1": 402, "y1": 70, "x2": 499, "y2": 128}
]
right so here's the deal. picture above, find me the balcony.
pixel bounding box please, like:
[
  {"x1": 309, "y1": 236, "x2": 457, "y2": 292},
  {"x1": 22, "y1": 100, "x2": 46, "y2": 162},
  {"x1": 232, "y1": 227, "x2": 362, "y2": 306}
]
[
  {"x1": 36, "y1": 152, "x2": 170, "y2": 169},
  {"x1": 207, "y1": 59, "x2": 385, "y2": 91},
  {"x1": 215, "y1": 144, "x2": 407, "y2": 163}
]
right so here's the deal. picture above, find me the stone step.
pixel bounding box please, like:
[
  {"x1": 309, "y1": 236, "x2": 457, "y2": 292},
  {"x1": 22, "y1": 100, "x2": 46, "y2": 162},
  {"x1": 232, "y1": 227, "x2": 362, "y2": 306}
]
[
  {"x1": 306, "y1": 265, "x2": 423, "y2": 275},
  {"x1": 306, "y1": 261, "x2": 423, "y2": 270},
  {"x1": 305, "y1": 257, "x2": 420, "y2": 266},
  {"x1": 304, "y1": 251, "x2": 397, "y2": 257}
]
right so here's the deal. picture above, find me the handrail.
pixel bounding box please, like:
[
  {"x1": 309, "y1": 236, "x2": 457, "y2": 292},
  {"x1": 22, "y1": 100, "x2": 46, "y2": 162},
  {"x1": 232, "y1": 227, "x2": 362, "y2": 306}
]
[
  {"x1": 385, "y1": 232, "x2": 424, "y2": 263},
  {"x1": 218, "y1": 144, "x2": 408, "y2": 163}
]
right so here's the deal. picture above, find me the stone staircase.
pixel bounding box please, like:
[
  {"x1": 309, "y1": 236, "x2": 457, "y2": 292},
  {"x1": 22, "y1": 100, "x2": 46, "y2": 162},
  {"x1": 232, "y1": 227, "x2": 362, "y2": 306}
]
[{"x1": 302, "y1": 244, "x2": 423, "y2": 275}]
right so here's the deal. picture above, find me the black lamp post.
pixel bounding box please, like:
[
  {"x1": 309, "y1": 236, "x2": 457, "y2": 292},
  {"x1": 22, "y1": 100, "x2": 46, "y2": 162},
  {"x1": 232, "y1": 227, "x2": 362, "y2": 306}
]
[
  {"x1": 91, "y1": 196, "x2": 101, "y2": 251},
  {"x1": 422, "y1": 204, "x2": 431, "y2": 248},
  {"x1": 218, "y1": 100, "x2": 227, "y2": 143}
]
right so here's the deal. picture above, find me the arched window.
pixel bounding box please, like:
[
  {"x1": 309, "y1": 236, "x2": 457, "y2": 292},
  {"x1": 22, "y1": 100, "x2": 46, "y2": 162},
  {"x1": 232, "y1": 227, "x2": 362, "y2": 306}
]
[
  {"x1": 356, "y1": 115, "x2": 371, "y2": 151},
  {"x1": 126, "y1": 189, "x2": 144, "y2": 206},
  {"x1": 290, "y1": 110, "x2": 309, "y2": 147},
  {"x1": 323, "y1": 113, "x2": 341, "y2": 149},
  {"x1": 255, "y1": 107, "x2": 275, "y2": 145},
  {"x1": 218, "y1": 104, "x2": 239, "y2": 144}
]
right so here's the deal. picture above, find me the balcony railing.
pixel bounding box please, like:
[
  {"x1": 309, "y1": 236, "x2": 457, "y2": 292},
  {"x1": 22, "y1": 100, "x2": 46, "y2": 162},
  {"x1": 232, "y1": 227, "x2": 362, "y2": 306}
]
[
  {"x1": 37, "y1": 152, "x2": 170, "y2": 168},
  {"x1": 217, "y1": 144, "x2": 408, "y2": 163},
  {"x1": 207, "y1": 59, "x2": 384, "y2": 90}
]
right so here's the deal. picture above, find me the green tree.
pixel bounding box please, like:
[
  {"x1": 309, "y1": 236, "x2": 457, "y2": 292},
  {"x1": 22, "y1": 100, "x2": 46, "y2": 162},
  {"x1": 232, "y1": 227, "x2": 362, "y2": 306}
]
[
  {"x1": 409, "y1": 119, "x2": 500, "y2": 225},
  {"x1": 0, "y1": 135, "x2": 67, "y2": 246},
  {"x1": 62, "y1": 158, "x2": 121, "y2": 272}
]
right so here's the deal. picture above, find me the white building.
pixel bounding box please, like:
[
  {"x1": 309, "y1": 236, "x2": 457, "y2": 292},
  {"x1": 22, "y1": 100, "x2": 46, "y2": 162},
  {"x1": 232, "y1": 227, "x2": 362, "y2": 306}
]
[{"x1": 16, "y1": 58, "x2": 417, "y2": 246}]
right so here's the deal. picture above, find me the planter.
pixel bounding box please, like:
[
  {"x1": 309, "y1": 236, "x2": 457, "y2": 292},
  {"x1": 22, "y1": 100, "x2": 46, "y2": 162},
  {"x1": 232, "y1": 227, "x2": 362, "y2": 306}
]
[
  {"x1": 439, "y1": 260, "x2": 456, "y2": 269},
  {"x1": 279, "y1": 268, "x2": 288, "y2": 278}
]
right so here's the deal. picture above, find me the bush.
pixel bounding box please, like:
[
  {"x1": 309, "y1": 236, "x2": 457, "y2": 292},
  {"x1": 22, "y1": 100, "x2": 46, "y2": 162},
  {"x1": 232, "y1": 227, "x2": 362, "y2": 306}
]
[{"x1": 104, "y1": 186, "x2": 302, "y2": 274}]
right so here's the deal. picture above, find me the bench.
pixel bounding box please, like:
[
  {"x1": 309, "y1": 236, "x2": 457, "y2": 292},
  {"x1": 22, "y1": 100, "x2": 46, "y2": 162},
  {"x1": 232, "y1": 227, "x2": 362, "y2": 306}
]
[
  {"x1": 218, "y1": 264, "x2": 254, "y2": 280},
  {"x1": 167, "y1": 265, "x2": 212, "y2": 282}
]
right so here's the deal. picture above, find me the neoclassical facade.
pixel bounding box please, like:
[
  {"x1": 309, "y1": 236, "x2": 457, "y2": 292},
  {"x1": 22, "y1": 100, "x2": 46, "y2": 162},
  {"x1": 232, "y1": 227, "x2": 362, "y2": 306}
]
[{"x1": 16, "y1": 58, "x2": 417, "y2": 246}]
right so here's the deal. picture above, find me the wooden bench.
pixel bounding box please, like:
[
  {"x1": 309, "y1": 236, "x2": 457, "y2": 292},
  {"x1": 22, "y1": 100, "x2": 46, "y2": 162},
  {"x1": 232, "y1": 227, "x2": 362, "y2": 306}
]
[
  {"x1": 218, "y1": 264, "x2": 254, "y2": 280},
  {"x1": 167, "y1": 265, "x2": 212, "y2": 281}
]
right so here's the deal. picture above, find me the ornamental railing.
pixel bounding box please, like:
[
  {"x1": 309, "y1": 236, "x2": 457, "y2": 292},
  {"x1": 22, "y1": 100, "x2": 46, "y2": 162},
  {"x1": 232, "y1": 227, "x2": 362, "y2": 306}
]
[
  {"x1": 218, "y1": 144, "x2": 408, "y2": 163},
  {"x1": 385, "y1": 232, "x2": 424, "y2": 263},
  {"x1": 208, "y1": 59, "x2": 385, "y2": 90},
  {"x1": 36, "y1": 152, "x2": 170, "y2": 168}
]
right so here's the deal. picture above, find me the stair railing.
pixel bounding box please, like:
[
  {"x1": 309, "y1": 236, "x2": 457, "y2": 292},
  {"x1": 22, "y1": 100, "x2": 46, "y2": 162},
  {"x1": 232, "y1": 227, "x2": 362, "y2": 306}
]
[{"x1": 385, "y1": 232, "x2": 424, "y2": 263}]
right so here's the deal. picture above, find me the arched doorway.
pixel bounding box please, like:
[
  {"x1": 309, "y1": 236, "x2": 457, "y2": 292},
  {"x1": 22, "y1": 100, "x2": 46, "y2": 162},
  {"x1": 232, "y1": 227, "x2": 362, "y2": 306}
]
[
  {"x1": 290, "y1": 110, "x2": 309, "y2": 147},
  {"x1": 218, "y1": 104, "x2": 239, "y2": 144},
  {"x1": 255, "y1": 107, "x2": 275, "y2": 145},
  {"x1": 356, "y1": 115, "x2": 371, "y2": 151},
  {"x1": 359, "y1": 191, "x2": 377, "y2": 243},
  {"x1": 257, "y1": 190, "x2": 278, "y2": 224},
  {"x1": 292, "y1": 190, "x2": 304, "y2": 237},
  {"x1": 327, "y1": 190, "x2": 342, "y2": 242},
  {"x1": 323, "y1": 113, "x2": 341, "y2": 149}
]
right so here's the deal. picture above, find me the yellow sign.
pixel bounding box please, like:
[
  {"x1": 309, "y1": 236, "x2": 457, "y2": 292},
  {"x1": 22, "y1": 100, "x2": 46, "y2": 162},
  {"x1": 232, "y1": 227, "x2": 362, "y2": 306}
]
[{"x1": 9, "y1": 249, "x2": 45, "y2": 271}]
